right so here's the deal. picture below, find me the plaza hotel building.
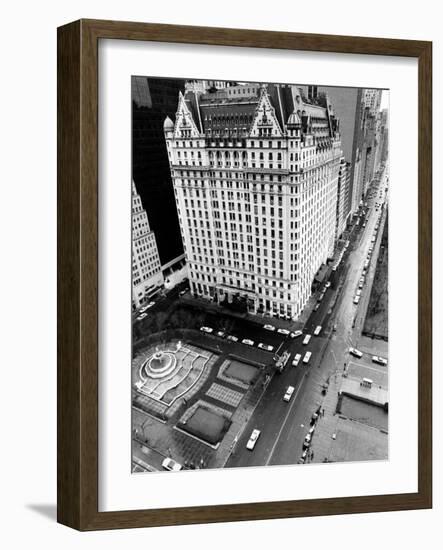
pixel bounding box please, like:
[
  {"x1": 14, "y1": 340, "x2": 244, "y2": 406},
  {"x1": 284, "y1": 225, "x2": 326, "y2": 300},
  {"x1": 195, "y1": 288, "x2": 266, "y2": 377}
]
[{"x1": 163, "y1": 83, "x2": 343, "y2": 320}]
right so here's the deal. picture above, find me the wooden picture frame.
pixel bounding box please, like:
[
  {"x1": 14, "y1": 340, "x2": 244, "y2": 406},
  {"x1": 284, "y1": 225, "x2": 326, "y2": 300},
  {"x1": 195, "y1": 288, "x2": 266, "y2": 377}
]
[{"x1": 57, "y1": 19, "x2": 432, "y2": 530}]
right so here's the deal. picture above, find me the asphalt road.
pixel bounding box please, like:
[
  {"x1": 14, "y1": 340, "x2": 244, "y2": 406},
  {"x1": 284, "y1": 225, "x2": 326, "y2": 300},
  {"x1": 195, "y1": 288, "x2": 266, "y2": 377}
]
[{"x1": 226, "y1": 171, "x2": 389, "y2": 468}]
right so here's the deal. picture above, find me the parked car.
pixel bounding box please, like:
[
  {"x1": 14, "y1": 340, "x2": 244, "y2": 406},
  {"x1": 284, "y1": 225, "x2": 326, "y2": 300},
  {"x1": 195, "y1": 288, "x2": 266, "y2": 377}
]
[
  {"x1": 161, "y1": 457, "x2": 183, "y2": 472},
  {"x1": 290, "y1": 330, "x2": 303, "y2": 339},
  {"x1": 258, "y1": 343, "x2": 274, "y2": 352},
  {"x1": 349, "y1": 347, "x2": 363, "y2": 358},
  {"x1": 226, "y1": 335, "x2": 238, "y2": 342},
  {"x1": 317, "y1": 294, "x2": 324, "y2": 303},
  {"x1": 277, "y1": 328, "x2": 290, "y2": 336},
  {"x1": 292, "y1": 353, "x2": 302, "y2": 367},
  {"x1": 356, "y1": 289, "x2": 362, "y2": 296},
  {"x1": 178, "y1": 289, "x2": 187, "y2": 297},
  {"x1": 372, "y1": 355, "x2": 388, "y2": 366},
  {"x1": 353, "y1": 296, "x2": 360, "y2": 305},
  {"x1": 283, "y1": 386, "x2": 295, "y2": 402},
  {"x1": 303, "y1": 434, "x2": 312, "y2": 449},
  {"x1": 146, "y1": 301, "x2": 156, "y2": 309},
  {"x1": 263, "y1": 324, "x2": 276, "y2": 331},
  {"x1": 215, "y1": 330, "x2": 226, "y2": 338},
  {"x1": 139, "y1": 305, "x2": 149, "y2": 314},
  {"x1": 137, "y1": 312, "x2": 148, "y2": 321},
  {"x1": 246, "y1": 429, "x2": 261, "y2": 451},
  {"x1": 314, "y1": 325, "x2": 322, "y2": 336},
  {"x1": 242, "y1": 339, "x2": 254, "y2": 346},
  {"x1": 200, "y1": 326, "x2": 213, "y2": 334},
  {"x1": 303, "y1": 351, "x2": 312, "y2": 364},
  {"x1": 314, "y1": 303, "x2": 320, "y2": 312},
  {"x1": 303, "y1": 334, "x2": 311, "y2": 345},
  {"x1": 325, "y1": 281, "x2": 331, "y2": 288}
]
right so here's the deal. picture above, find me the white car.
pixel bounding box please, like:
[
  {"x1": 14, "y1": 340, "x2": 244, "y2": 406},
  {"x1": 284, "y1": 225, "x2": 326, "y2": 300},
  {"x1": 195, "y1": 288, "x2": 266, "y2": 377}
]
[
  {"x1": 242, "y1": 339, "x2": 254, "y2": 346},
  {"x1": 292, "y1": 353, "x2": 302, "y2": 367},
  {"x1": 290, "y1": 330, "x2": 303, "y2": 339},
  {"x1": 161, "y1": 457, "x2": 183, "y2": 472},
  {"x1": 200, "y1": 326, "x2": 213, "y2": 334},
  {"x1": 314, "y1": 325, "x2": 322, "y2": 336},
  {"x1": 263, "y1": 324, "x2": 276, "y2": 331},
  {"x1": 356, "y1": 289, "x2": 362, "y2": 296},
  {"x1": 139, "y1": 305, "x2": 149, "y2": 314},
  {"x1": 303, "y1": 351, "x2": 312, "y2": 364},
  {"x1": 325, "y1": 281, "x2": 331, "y2": 288},
  {"x1": 146, "y1": 301, "x2": 156, "y2": 309},
  {"x1": 353, "y1": 296, "x2": 360, "y2": 305},
  {"x1": 349, "y1": 347, "x2": 363, "y2": 358},
  {"x1": 277, "y1": 328, "x2": 290, "y2": 336},
  {"x1": 226, "y1": 335, "x2": 238, "y2": 342},
  {"x1": 302, "y1": 334, "x2": 311, "y2": 345},
  {"x1": 372, "y1": 355, "x2": 388, "y2": 366},
  {"x1": 258, "y1": 343, "x2": 274, "y2": 352},
  {"x1": 246, "y1": 429, "x2": 261, "y2": 451},
  {"x1": 283, "y1": 386, "x2": 295, "y2": 402},
  {"x1": 137, "y1": 312, "x2": 148, "y2": 321},
  {"x1": 216, "y1": 330, "x2": 226, "y2": 338}
]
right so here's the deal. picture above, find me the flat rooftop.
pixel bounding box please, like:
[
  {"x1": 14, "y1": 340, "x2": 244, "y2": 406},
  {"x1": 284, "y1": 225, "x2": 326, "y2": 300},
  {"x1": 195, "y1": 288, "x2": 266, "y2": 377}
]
[{"x1": 340, "y1": 378, "x2": 388, "y2": 407}]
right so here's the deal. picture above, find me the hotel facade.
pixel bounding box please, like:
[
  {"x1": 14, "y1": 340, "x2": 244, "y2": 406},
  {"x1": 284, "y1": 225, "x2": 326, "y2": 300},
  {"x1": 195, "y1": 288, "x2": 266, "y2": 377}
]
[{"x1": 164, "y1": 84, "x2": 343, "y2": 320}]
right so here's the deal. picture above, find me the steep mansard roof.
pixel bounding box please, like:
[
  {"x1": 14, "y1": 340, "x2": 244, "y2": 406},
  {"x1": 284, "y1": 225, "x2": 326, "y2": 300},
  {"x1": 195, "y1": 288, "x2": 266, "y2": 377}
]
[{"x1": 176, "y1": 84, "x2": 332, "y2": 137}]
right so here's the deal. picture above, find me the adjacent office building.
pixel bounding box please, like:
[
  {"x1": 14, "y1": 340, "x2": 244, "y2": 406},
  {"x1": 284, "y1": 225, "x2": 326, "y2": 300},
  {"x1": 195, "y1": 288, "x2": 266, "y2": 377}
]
[
  {"x1": 132, "y1": 181, "x2": 164, "y2": 310},
  {"x1": 132, "y1": 76, "x2": 186, "y2": 269},
  {"x1": 164, "y1": 83, "x2": 343, "y2": 319}
]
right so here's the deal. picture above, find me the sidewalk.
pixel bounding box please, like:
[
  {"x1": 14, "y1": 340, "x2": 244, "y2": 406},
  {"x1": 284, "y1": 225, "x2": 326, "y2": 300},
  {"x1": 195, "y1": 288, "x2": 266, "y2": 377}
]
[
  {"x1": 181, "y1": 294, "x2": 301, "y2": 331},
  {"x1": 310, "y1": 367, "x2": 388, "y2": 463},
  {"x1": 309, "y1": 367, "x2": 344, "y2": 463}
]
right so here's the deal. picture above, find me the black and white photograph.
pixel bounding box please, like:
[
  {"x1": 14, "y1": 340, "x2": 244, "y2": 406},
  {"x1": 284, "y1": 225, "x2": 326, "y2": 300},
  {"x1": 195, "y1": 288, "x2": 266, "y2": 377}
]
[{"x1": 131, "y1": 77, "x2": 389, "y2": 473}]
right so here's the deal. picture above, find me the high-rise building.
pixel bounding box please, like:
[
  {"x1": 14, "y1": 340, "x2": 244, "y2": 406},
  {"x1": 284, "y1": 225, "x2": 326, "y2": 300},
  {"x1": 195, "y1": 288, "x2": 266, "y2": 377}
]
[
  {"x1": 132, "y1": 77, "x2": 186, "y2": 268},
  {"x1": 335, "y1": 157, "x2": 349, "y2": 240},
  {"x1": 164, "y1": 84, "x2": 342, "y2": 319},
  {"x1": 132, "y1": 181, "x2": 164, "y2": 310},
  {"x1": 363, "y1": 89, "x2": 382, "y2": 116},
  {"x1": 375, "y1": 108, "x2": 389, "y2": 169},
  {"x1": 305, "y1": 85, "x2": 362, "y2": 225},
  {"x1": 350, "y1": 90, "x2": 383, "y2": 209}
]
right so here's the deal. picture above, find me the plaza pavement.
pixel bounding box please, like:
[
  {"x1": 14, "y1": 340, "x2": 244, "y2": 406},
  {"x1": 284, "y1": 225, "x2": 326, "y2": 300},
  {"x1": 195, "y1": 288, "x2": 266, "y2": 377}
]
[{"x1": 132, "y1": 339, "x2": 275, "y2": 471}]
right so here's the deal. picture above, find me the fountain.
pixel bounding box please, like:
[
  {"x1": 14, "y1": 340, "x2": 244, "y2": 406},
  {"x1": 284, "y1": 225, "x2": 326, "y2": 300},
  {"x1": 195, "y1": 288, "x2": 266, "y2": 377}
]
[{"x1": 143, "y1": 349, "x2": 177, "y2": 378}]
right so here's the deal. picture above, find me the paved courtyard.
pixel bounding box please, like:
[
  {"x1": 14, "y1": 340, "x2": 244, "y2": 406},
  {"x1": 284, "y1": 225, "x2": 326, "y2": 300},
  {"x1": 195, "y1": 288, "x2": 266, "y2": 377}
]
[{"x1": 132, "y1": 335, "x2": 272, "y2": 471}]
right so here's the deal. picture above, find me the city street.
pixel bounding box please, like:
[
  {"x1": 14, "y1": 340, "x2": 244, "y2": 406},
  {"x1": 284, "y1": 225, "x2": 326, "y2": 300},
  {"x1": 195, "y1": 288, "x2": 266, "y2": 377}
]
[{"x1": 225, "y1": 170, "x2": 389, "y2": 468}]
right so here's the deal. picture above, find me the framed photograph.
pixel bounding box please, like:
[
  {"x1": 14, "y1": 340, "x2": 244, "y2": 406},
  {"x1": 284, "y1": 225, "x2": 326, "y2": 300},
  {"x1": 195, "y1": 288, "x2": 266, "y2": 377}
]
[{"x1": 57, "y1": 19, "x2": 432, "y2": 530}]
